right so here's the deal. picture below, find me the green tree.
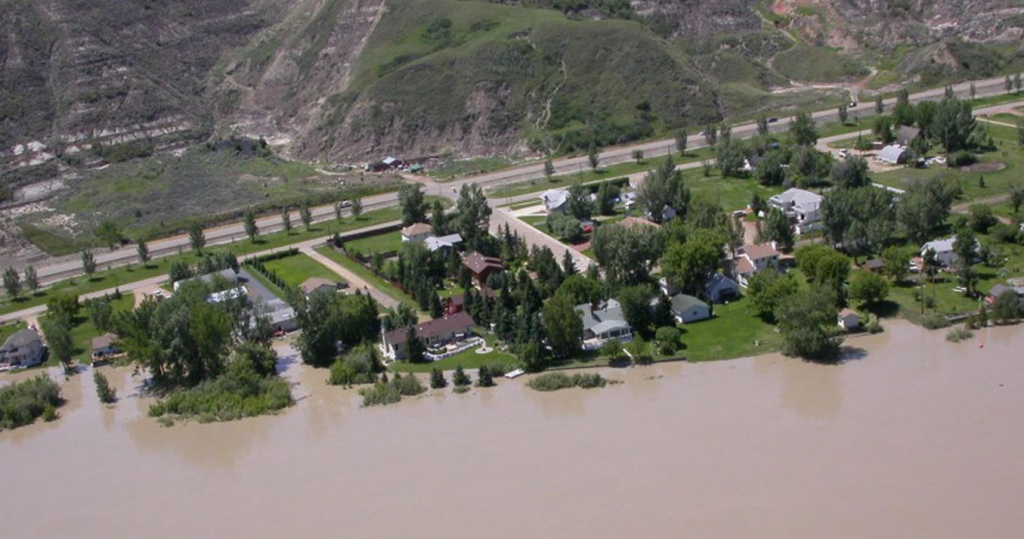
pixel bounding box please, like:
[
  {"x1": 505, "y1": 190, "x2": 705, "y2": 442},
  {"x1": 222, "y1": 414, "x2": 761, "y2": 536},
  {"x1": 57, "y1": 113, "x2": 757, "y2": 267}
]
[
  {"x1": 756, "y1": 115, "x2": 770, "y2": 137},
  {"x1": 299, "y1": 201, "x2": 313, "y2": 230},
  {"x1": 675, "y1": 128, "x2": 688, "y2": 156},
  {"x1": 430, "y1": 198, "x2": 447, "y2": 236},
  {"x1": 872, "y1": 115, "x2": 895, "y2": 145},
  {"x1": 618, "y1": 285, "x2": 654, "y2": 336},
  {"x1": 777, "y1": 286, "x2": 844, "y2": 363},
  {"x1": 881, "y1": 246, "x2": 911, "y2": 283},
  {"x1": 1015, "y1": 73, "x2": 1022, "y2": 93},
  {"x1": 94, "y1": 220, "x2": 124, "y2": 249},
  {"x1": 756, "y1": 150, "x2": 788, "y2": 186},
  {"x1": 991, "y1": 291, "x2": 1022, "y2": 324},
  {"x1": 453, "y1": 365, "x2": 472, "y2": 387},
  {"x1": 897, "y1": 178, "x2": 956, "y2": 244},
  {"x1": 406, "y1": 325, "x2": 426, "y2": 363},
  {"x1": 892, "y1": 88, "x2": 916, "y2": 127},
  {"x1": 789, "y1": 112, "x2": 818, "y2": 146},
  {"x1": 838, "y1": 103, "x2": 849, "y2": 124},
  {"x1": 542, "y1": 293, "x2": 583, "y2": 358},
  {"x1": 968, "y1": 204, "x2": 997, "y2": 233},
  {"x1": 430, "y1": 368, "x2": 447, "y2": 389},
  {"x1": 132, "y1": 240, "x2": 149, "y2": 269},
  {"x1": 953, "y1": 226, "x2": 979, "y2": 295},
  {"x1": 933, "y1": 95, "x2": 976, "y2": 153},
  {"x1": 454, "y1": 184, "x2": 492, "y2": 249},
  {"x1": 94, "y1": 371, "x2": 117, "y2": 404},
  {"x1": 830, "y1": 156, "x2": 870, "y2": 189},
  {"x1": 2, "y1": 267, "x2": 21, "y2": 299},
  {"x1": 703, "y1": 124, "x2": 718, "y2": 146},
  {"x1": 188, "y1": 221, "x2": 206, "y2": 254},
  {"x1": 476, "y1": 365, "x2": 495, "y2": 387},
  {"x1": 87, "y1": 297, "x2": 114, "y2": 333},
  {"x1": 244, "y1": 210, "x2": 259, "y2": 243},
  {"x1": 587, "y1": 143, "x2": 600, "y2": 171},
  {"x1": 566, "y1": 180, "x2": 593, "y2": 220},
  {"x1": 398, "y1": 183, "x2": 428, "y2": 226},
  {"x1": 746, "y1": 268, "x2": 798, "y2": 322},
  {"x1": 1017, "y1": 117, "x2": 1024, "y2": 149},
  {"x1": 81, "y1": 250, "x2": 97, "y2": 279},
  {"x1": 969, "y1": 82, "x2": 977, "y2": 100},
  {"x1": 848, "y1": 270, "x2": 890, "y2": 308},
  {"x1": 600, "y1": 338, "x2": 625, "y2": 363},
  {"x1": 24, "y1": 265, "x2": 38, "y2": 294},
  {"x1": 654, "y1": 326, "x2": 681, "y2": 355},
  {"x1": 758, "y1": 206, "x2": 794, "y2": 251},
  {"x1": 334, "y1": 202, "x2": 343, "y2": 222},
  {"x1": 596, "y1": 181, "x2": 619, "y2": 216},
  {"x1": 544, "y1": 159, "x2": 556, "y2": 182},
  {"x1": 637, "y1": 156, "x2": 689, "y2": 223},
  {"x1": 351, "y1": 197, "x2": 363, "y2": 219},
  {"x1": 821, "y1": 187, "x2": 895, "y2": 257},
  {"x1": 548, "y1": 212, "x2": 582, "y2": 242},
  {"x1": 42, "y1": 314, "x2": 75, "y2": 372},
  {"x1": 875, "y1": 94, "x2": 884, "y2": 115},
  {"x1": 1009, "y1": 183, "x2": 1024, "y2": 214},
  {"x1": 280, "y1": 207, "x2": 293, "y2": 234},
  {"x1": 632, "y1": 149, "x2": 644, "y2": 164},
  {"x1": 590, "y1": 223, "x2": 665, "y2": 288},
  {"x1": 662, "y1": 230, "x2": 723, "y2": 298}
]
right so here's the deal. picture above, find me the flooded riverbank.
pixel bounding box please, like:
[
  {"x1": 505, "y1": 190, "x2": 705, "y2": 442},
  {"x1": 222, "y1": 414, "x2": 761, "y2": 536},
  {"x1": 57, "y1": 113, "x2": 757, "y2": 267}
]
[{"x1": 2, "y1": 321, "x2": 1023, "y2": 538}]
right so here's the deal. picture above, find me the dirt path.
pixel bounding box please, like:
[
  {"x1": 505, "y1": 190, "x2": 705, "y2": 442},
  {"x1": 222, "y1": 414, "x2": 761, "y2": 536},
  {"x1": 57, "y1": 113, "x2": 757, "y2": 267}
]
[{"x1": 299, "y1": 245, "x2": 400, "y2": 309}]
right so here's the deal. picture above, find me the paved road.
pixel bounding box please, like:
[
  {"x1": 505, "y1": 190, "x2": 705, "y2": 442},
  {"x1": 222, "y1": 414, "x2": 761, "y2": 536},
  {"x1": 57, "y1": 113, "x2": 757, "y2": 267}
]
[{"x1": 9, "y1": 77, "x2": 1021, "y2": 291}]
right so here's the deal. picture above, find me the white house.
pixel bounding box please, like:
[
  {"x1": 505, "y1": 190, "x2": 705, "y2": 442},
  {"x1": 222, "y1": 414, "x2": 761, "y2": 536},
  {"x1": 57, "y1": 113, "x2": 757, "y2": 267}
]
[
  {"x1": 425, "y1": 233, "x2": 463, "y2": 253},
  {"x1": 401, "y1": 223, "x2": 433, "y2": 243},
  {"x1": 670, "y1": 294, "x2": 711, "y2": 323},
  {"x1": 732, "y1": 243, "x2": 782, "y2": 287},
  {"x1": 0, "y1": 329, "x2": 45, "y2": 367},
  {"x1": 921, "y1": 237, "x2": 958, "y2": 267},
  {"x1": 838, "y1": 308, "x2": 860, "y2": 331},
  {"x1": 540, "y1": 189, "x2": 569, "y2": 213},
  {"x1": 768, "y1": 188, "x2": 823, "y2": 234},
  {"x1": 576, "y1": 299, "x2": 633, "y2": 349}
]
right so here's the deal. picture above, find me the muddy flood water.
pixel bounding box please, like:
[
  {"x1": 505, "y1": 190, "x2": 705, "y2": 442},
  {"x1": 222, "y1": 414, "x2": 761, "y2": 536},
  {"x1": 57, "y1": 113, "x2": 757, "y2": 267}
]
[{"x1": 2, "y1": 321, "x2": 1023, "y2": 538}]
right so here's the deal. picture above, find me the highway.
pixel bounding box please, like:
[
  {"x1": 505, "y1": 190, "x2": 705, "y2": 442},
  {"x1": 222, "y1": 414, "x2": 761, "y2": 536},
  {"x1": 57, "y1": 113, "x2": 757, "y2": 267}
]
[{"x1": 10, "y1": 75, "x2": 1022, "y2": 290}]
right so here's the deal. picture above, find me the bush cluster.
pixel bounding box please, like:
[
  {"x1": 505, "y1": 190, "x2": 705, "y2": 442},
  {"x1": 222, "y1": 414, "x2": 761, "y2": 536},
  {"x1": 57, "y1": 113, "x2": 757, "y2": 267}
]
[
  {"x1": 945, "y1": 327, "x2": 974, "y2": 343},
  {"x1": 0, "y1": 376, "x2": 63, "y2": 430},
  {"x1": 358, "y1": 372, "x2": 426, "y2": 407},
  {"x1": 148, "y1": 363, "x2": 293, "y2": 423},
  {"x1": 526, "y1": 372, "x2": 609, "y2": 392}
]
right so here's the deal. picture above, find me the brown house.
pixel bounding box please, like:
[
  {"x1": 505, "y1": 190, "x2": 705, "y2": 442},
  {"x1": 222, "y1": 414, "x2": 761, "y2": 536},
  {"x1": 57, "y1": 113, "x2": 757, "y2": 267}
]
[
  {"x1": 381, "y1": 311, "x2": 475, "y2": 360},
  {"x1": 462, "y1": 252, "x2": 504, "y2": 287}
]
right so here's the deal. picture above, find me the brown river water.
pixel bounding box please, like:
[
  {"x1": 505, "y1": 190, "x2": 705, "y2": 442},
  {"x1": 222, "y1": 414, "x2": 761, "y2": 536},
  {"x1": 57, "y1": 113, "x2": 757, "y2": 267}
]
[{"x1": 2, "y1": 321, "x2": 1023, "y2": 538}]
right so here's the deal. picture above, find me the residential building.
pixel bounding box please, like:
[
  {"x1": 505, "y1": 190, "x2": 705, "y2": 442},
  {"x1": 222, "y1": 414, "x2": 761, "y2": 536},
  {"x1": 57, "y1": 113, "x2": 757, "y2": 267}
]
[
  {"x1": 401, "y1": 223, "x2": 433, "y2": 243},
  {"x1": 768, "y1": 188, "x2": 823, "y2": 234},
  {"x1": 921, "y1": 237, "x2": 959, "y2": 267},
  {"x1": 0, "y1": 329, "x2": 44, "y2": 367},
  {"x1": 576, "y1": 299, "x2": 633, "y2": 349},
  {"x1": 706, "y1": 273, "x2": 739, "y2": 304},
  {"x1": 301, "y1": 277, "x2": 341, "y2": 297},
  {"x1": 732, "y1": 243, "x2": 782, "y2": 287},
  {"x1": 838, "y1": 308, "x2": 861, "y2": 331},
  {"x1": 91, "y1": 333, "x2": 120, "y2": 363},
  {"x1": 670, "y1": 294, "x2": 712, "y2": 323},
  {"x1": 986, "y1": 284, "x2": 1023, "y2": 304},
  {"x1": 862, "y1": 258, "x2": 885, "y2": 274},
  {"x1": 877, "y1": 145, "x2": 909, "y2": 165},
  {"x1": 425, "y1": 233, "x2": 463, "y2": 253},
  {"x1": 540, "y1": 189, "x2": 569, "y2": 212},
  {"x1": 381, "y1": 311, "x2": 475, "y2": 360},
  {"x1": 462, "y1": 252, "x2": 504, "y2": 287}
]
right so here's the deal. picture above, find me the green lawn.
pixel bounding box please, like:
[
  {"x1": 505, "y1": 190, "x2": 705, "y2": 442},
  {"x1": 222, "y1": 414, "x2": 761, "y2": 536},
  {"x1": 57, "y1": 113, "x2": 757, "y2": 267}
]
[
  {"x1": 343, "y1": 231, "x2": 404, "y2": 254},
  {"x1": 684, "y1": 168, "x2": 784, "y2": 211},
  {"x1": 679, "y1": 297, "x2": 781, "y2": 362},
  {"x1": 31, "y1": 294, "x2": 135, "y2": 368},
  {"x1": 313, "y1": 246, "x2": 421, "y2": 308},
  {"x1": 389, "y1": 333, "x2": 519, "y2": 373},
  {"x1": 0, "y1": 206, "x2": 402, "y2": 317},
  {"x1": 262, "y1": 253, "x2": 344, "y2": 288},
  {"x1": 430, "y1": 157, "x2": 515, "y2": 181}
]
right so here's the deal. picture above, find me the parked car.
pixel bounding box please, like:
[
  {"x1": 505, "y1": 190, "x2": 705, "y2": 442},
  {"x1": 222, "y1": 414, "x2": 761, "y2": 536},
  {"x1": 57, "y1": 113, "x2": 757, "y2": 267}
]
[
  {"x1": 340, "y1": 200, "x2": 353, "y2": 208},
  {"x1": 767, "y1": 117, "x2": 778, "y2": 123},
  {"x1": 849, "y1": 101, "x2": 858, "y2": 107}
]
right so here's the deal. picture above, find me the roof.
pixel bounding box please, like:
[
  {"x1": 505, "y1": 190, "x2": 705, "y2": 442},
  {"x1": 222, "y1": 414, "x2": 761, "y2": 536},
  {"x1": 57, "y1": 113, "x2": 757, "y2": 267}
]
[
  {"x1": 301, "y1": 277, "x2": 337, "y2": 293},
  {"x1": 575, "y1": 299, "x2": 628, "y2": 333},
  {"x1": 770, "y1": 188, "x2": 823, "y2": 211},
  {"x1": 838, "y1": 308, "x2": 859, "y2": 319},
  {"x1": 590, "y1": 320, "x2": 632, "y2": 336},
  {"x1": 733, "y1": 256, "x2": 755, "y2": 275},
  {"x1": 989, "y1": 284, "x2": 1013, "y2": 297},
  {"x1": 1, "y1": 329, "x2": 41, "y2": 350},
  {"x1": 401, "y1": 223, "x2": 432, "y2": 237},
  {"x1": 743, "y1": 243, "x2": 780, "y2": 261},
  {"x1": 670, "y1": 294, "x2": 709, "y2": 313},
  {"x1": 898, "y1": 125, "x2": 921, "y2": 144},
  {"x1": 864, "y1": 258, "x2": 885, "y2": 270},
  {"x1": 462, "y1": 252, "x2": 503, "y2": 275},
  {"x1": 383, "y1": 311, "x2": 475, "y2": 346},
  {"x1": 922, "y1": 237, "x2": 956, "y2": 253},
  {"x1": 425, "y1": 233, "x2": 463, "y2": 251},
  {"x1": 92, "y1": 333, "x2": 118, "y2": 351},
  {"x1": 878, "y1": 145, "x2": 907, "y2": 163},
  {"x1": 617, "y1": 216, "x2": 660, "y2": 230},
  {"x1": 540, "y1": 189, "x2": 569, "y2": 208},
  {"x1": 707, "y1": 273, "x2": 738, "y2": 291}
]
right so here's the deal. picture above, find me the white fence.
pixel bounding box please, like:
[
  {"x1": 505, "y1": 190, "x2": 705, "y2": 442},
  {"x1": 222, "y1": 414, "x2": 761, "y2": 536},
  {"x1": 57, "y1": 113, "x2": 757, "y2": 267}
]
[{"x1": 425, "y1": 337, "x2": 485, "y2": 361}]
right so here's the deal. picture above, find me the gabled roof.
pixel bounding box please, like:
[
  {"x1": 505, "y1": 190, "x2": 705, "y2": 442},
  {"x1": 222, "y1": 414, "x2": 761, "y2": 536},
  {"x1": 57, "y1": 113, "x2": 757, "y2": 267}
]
[
  {"x1": 1, "y1": 329, "x2": 41, "y2": 351},
  {"x1": 864, "y1": 258, "x2": 885, "y2": 270},
  {"x1": 707, "y1": 273, "x2": 738, "y2": 291},
  {"x1": 462, "y1": 252, "x2": 503, "y2": 275},
  {"x1": 383, "y1": 311, "x2": 475, "y2": 346},
  {"x1": 770, "y1": 188, "x2": 823, "y2": 210},
  {"x1": 575, "y1": 299, "x2": 628, "y2": 333},
  {"x1": 425, "y1": 233, "x2": 463, "y2": 252},
  {"x1": 401, "y1": 223, "x2": 433, "y2": 237},
  {"x1": 921, "y1": 237, "x2": 956, "y2": 253},
  {"x1": 743, "y1": 243, "x2": 780, "y2": 261},
  {"x1": 540, "y1": 189, "x2": 569, "y2": 208},
  {"x1": 838, "y1": 308, "x2": 859, "y2": 319},
  {"x1": 301, "y1": 277, "x2": 337, "y2": 293},
  {"x1": 733, "y1": 256, "x2": 755, "y2": 275},
  {"x1": 670, "y1": 294, "x2": 708, "y2": 313},
  {"x1": 897, "y1": 125, "x2": 921, "y2": 144}
]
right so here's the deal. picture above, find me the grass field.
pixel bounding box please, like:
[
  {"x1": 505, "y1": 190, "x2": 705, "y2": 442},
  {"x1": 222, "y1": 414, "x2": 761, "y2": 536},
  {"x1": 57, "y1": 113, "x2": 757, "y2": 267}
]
[
  {"x1": 343, "y1": 231, "x2": 404, "y2": 254},
  {"x1": 430, "y1": 157, "x2": 515, "y2": 181},
  {"x1": 680, "y1": 297, "x2": 781, "y2": 362},
  {"x1": 0, "y1": 206, "x2": 402, "y2": 317},
  {"x1": 262, "y1": 253, "x2": 344, "y2": 288},
  {"x1": 313, "y1": 246, "x2": 420, "y2": 308}
]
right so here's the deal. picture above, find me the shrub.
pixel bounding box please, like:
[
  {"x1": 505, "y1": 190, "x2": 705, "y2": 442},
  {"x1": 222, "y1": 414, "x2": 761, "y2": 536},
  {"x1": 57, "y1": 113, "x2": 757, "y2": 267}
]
[
  {"x1": 148, "y1": 365, "x2": 293, "y2": 422},
  {"x1": 359, "y1": 382, "x2": 402, "y2": 407},
  {"x1": 476, "y1": 365, "x2": 495, "y2": 387},
  {"x1": 527, "y1": 372, "x2": 610, "y2": 392},
  {"x1": 948, "y1": 150, "x2": 977, "y2": 167},
  {"x1": 328, "y1": 345, "x2": 383, "y2": 386},
  {"x1": 866, "y1": 319, "x2": 883, "y2": 334},
  {"x1": 453, "y1": 365, "x2": 471, "y2": 387},
  {"x1": 654, "y1": 326, "x2": 681, "y2": 355},
  {"x1": 94, "y1": 371, "x2": 117, "y2": 404},
  {"x1": 0, "y1": 375, "x2": 63, "y2": 431},
  {"x1": 391, "y1": 372, "x2": 426, "y2": 396},
  {"x1": 945, "y1": 327, "x2": 973, "y2": 342},
  {"x1": 920, "y1": 313, "x2": 951, "y2": 330},
  {"x1": 430, "y1": 368, "x2": 447, "y2": 389}
]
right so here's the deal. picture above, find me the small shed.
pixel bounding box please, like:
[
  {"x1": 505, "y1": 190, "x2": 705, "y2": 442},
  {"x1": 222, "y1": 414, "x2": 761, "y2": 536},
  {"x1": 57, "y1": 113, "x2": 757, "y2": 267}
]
[
  {"x1": 838, "y1": 308, "x2": 861, "y2": 331},
  {"x1": 877, "y1": 145, "x2": 908, "y2": 165},
  {"x1": 863, "y1": 258, "x2": 885, "y2": 274},
  {"x1": 91, "y1": 333, "x2": 120, "y2": 363},
  {"x1": 670, "y1": 294, "x2": 712, "y2": 324}
]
